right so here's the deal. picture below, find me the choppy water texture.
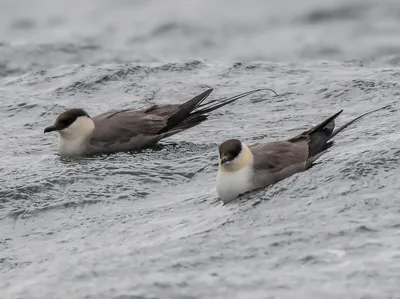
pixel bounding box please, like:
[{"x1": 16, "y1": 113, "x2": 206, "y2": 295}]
[{"x1": 1, "y1": 0, "x2": 400, "y2": 298}]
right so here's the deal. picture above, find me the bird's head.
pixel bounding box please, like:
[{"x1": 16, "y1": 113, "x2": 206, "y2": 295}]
[
  {"x1": 218, "y1": 139, "x2": 253, "y2": 172},
  {"x1": 44, "y1": 108, "x2": 94, "y2": 139}
]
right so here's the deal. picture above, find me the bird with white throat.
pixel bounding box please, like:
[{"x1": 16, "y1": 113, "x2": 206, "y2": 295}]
[
  {"x1": 44, "y1": 88, "x2": 275, "y2": 157},
  {"x1": 216, "y1": 105, "x2": 391, "y2": 204}
]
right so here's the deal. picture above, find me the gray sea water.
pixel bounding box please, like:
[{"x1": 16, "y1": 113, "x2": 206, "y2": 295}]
[{"x1": 1, "y1": 0, "x2": 400, "y2": 298}]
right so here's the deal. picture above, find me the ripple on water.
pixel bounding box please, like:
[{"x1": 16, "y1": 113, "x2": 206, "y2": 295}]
[{"x1": 1, "y1": 20, "x2": 400, "y2": 297}]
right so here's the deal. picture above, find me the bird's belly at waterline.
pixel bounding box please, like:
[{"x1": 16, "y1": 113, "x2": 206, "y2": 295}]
[
  {"x1": 216, "y1": 165, "x2": 253, "y2": 203},
  {"x1": 57, "y1": 136, "x2": 87, "y2": 157}
]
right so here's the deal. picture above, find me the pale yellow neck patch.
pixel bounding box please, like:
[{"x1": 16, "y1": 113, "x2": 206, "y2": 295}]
[
  {"x1": 218, "y1": 142, "x2": 253, "y2": 173},
  {"x1": 59, "y1": 116, "x2": 95, "y2": 141}
]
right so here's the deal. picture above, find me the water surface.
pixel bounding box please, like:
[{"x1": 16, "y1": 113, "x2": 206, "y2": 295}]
[{"x1": 1, "y1": 1, "x2": 400, "y2": 298}]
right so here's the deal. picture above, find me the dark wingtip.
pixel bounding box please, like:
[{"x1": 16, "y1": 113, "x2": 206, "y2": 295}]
[
  {"x1": 297, "y1": 104, "x2": 390, "y2": 161},
  {"x1": 158, "y1": 87, "x2": 277, "y2": 134},
  {"x1": 304, "y1": 109, "x2": 344, "y2": 137},
  {"x1": 201, "y1": 89, "x2": 214, "y2": 105},
  {"x1": 330, "y1": 104, "x2": 392, "y2": 139},
  {"x1": 192, "y1": 88, "x2": 278, "y2": 115},
  {"x1": 195, "y1": 88, "x2": 213, "y2": 102},
  {"x1": 159, "y1": 89, "x2": 214, "y2": 133},
  {"x1": 332, "y1": 109, "x2": 344, "y2": 118}
]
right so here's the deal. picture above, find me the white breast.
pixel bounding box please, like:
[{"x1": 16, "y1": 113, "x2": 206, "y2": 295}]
[
  {"x1": 57, "y1": 135, "x2": 88, "y2": 157},
  {"x1": 216, "y1": 163, "x2": 254, "y2": 204}
]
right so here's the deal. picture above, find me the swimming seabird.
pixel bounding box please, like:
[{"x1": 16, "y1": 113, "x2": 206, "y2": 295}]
[
  {"x1": 216, "y1": 105, "x2": 390, "y2": 203},
  {"x1": 44, "y1": 88, "x2": 275, "y2": 157}
]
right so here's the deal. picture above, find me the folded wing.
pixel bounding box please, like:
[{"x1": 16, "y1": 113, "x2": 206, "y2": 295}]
[
  {"x1": 249, "y1": 110, "x2": 342, "y2": 187},
  {"x1": 249, "y1": 105, "x2": 390, "y2": 188},
  {"x1": 87, "y1": 88, "x2": 272, "y2": 153}
]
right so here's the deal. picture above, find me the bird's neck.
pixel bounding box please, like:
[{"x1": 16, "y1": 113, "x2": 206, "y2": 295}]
[{"x1": 59, "y1": 117, "x2": 95, "y2": 141}]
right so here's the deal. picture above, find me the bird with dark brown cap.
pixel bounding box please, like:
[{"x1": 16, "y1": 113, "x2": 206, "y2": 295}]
[
  {"x1": 216, "y1": 105, "x2": 391, "y2": 203},
  {"x1": 44, "y1": 88, "x2": 276, "y2": 157}
]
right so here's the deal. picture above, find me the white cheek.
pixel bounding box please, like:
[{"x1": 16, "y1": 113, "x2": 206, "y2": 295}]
[
  {"x1": 59, "y1": 123, "x2": 78, "y2": 136},
  {"x1": 60, "y1": 125, "x2": 73, "y2": 134}
]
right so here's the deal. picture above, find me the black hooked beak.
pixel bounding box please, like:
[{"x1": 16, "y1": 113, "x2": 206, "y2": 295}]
[{"x1": 44, "y1": 124, "x2": 59, "y2": 133}]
